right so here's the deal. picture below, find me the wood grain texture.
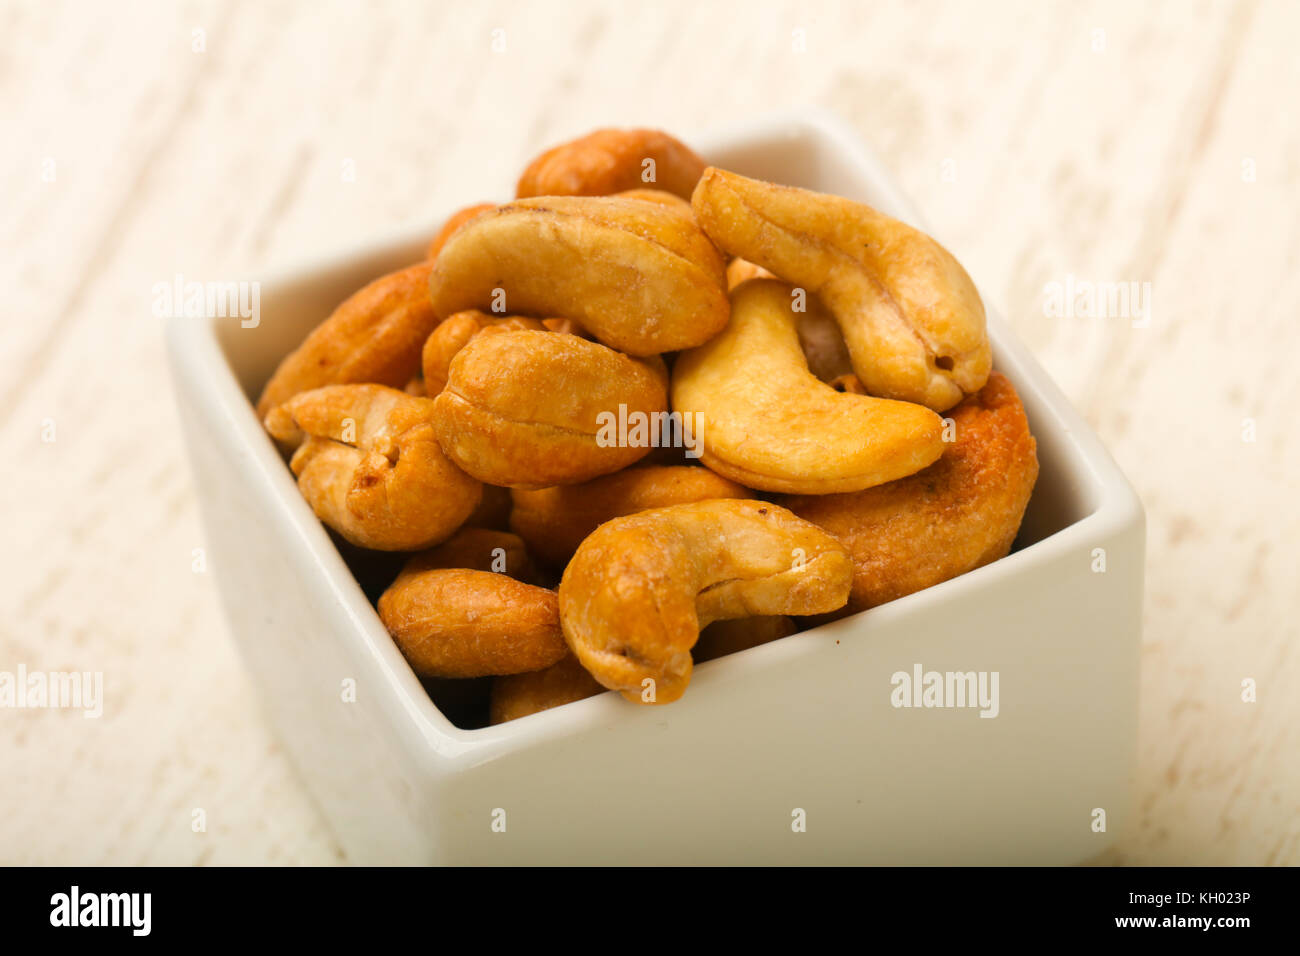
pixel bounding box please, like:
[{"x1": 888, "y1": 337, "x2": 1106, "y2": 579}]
[{"x1": 1, "y1": 0, "x2": 1295, "y2": 865}]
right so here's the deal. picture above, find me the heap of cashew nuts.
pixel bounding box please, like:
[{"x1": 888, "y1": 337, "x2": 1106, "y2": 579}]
[{"x1": 258, "y1": 128, "x2": 1039, "y2": 723}]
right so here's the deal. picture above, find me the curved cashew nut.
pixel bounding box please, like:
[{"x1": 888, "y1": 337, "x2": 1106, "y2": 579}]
[
  {"x1": 509, "y1": 464, "x2": 749, "y2": 567},
  {"x1": 256, "y1": 262, "x2": 438, "y2": 418},
  {"x1": 378, "y1": 528, "x2": 565, "y2": 678},
  {"x1": 692, "y1": 167, "x2": 991, "y2": 411},
  {"x1": 428, "y1": 195, "x2": 729, "y2": 355},
  {"x1": 516, "y1": 128, "x2": 707, "y2": 200},
  {"x1": 558, "y1": 500, "x2": 852, "y2": 703},
  {"x1": 672, "y1": 279, "x2": 945, "y2": 494},
  {"x1": 264, "y1": 384, "x2": 481, "y2": 551},
  {"x1": 433, "y1": 330, "x2": 669, "y2": 487},
  {"x1": 783, "y1": 371, "x2": 1038, "y2": 614}
]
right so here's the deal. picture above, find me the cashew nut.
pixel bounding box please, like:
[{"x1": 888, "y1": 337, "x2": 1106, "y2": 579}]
[
  {"x1": 558, "y1": 499, "x2": 852, "y2": 703},
  {"x1": 783, "y1": 371, "x2": 1038, "y2": 614},
  {"x1": 671, "y1": 279, "x2": 946, "y2": 494},
  {"x1": 509, "y1": 464, "x2": 749, "y2": 567},
  {"x1": 691, "y1": 167, "x2": 992, "y2": 411},
  {"x1": 433, "y1": 330, "x2": 669, "y2": 487},
  {"x1": 428, "y1": 195, "x2": 729, "y2": 355},
  {"x1": 516, "y1": 128, "x2": 706, "y2": 200},
  {"x1": 264, "y1": 384, "x2": 481, "y2": 551},
  {"x1": 256, "y1": 262, "x2": 438, "y2": 418},
  {"x1": 378, "y1": 528, "x2": 566, "y2": 678}
]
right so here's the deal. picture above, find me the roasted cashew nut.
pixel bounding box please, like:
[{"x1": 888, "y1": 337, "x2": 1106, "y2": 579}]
[
  {"x1": 428, "y1": 195, "x2": 729, "y2": 355},
  {"x1": 783, "y1": 371, "x2": 1038, "y2": 614},
  {"x1": 264, "y1": 384, "x2": 481, "y2": 551},
  {"x1": 692, "y1": 167, "x2": 992, "y2": 411},
  {"x1": 433, "y1": 330, "x2": 669, "y2": 487},
  {"x1": 378, "y1": 529, "x2": 565, "y2": 678},
  {"x1": 671, "y1": 279, "x2": 945, "y2": 494},
  {"x1": 558, "y1": 500, "x2": 852, "y2": 703},
  {"x1": 516, "y1": 128, "x2": 707, "y2": 200},
  {"x1": 257, "y1": 262, "x2": 439, "y2": 418},
  {"x1": 509, "y1": 464, "x2": 749, "y2": 567}
]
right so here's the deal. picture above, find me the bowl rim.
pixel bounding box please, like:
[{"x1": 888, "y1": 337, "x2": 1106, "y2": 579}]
[{"x1": 167, "y1": 107, "x2": 1145, "y2": 765}]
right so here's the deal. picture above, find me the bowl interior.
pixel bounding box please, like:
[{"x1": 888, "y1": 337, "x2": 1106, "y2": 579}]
[{"x1": 206, "y1": 115, "x2": 1103, "y2": 731}]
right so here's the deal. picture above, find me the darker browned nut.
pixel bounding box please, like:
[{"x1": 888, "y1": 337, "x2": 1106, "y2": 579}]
[
  {"x1": 256, "y1": 262, "x2": 439, "y2": 418},
  {"x1": 516, "y1": 128, "x2": 707, "y2": 200},
  {"x1": 378, "y1": 529, "x2": 565, "y2": 678}
]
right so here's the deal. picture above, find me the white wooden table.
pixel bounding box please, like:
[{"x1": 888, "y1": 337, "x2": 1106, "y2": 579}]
[{"x1": 3, "y1": 0, "x2": 1296, "y2": 865}]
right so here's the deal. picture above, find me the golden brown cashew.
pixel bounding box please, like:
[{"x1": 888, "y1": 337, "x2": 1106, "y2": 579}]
[
  {"x1": 256, "y1": 262, "x2": 439, "y2": 418},
  {"x1": 672, "y1": 279, "x2": 945, "y2": 494},
  {"x1": 489, "y1": 654, "x2": 605, "y2": 724},
  {"x1": 558, "y1": 500, "x2": 852, "y2": 704},
  {"x1": 264, "y1": 384, "x2": 481, "y2": 551},
  {"x1": 433, "y1": 330, "x2": 669, "y2": 487},
  {"x1": 691, "y1": 167, "x2": 991, "y2": 411},
  {"x1": 509, "y1": 465, "x2": 750, "y2": 567},
  {"x1": 378, "y1": 529, "x2": 565, "y2": 678},
  {"x1": 516, "y1": 128, "x2": 707, "y2": 200},
  {"x1": 428, "y1": 196, "x2": 729, "y2": 355},
  {"x1": 783, "y1": 371, "x2": 1038, "y2": 614}
]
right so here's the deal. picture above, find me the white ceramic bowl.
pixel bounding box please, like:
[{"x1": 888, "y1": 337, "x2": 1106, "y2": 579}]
[{"x1": 167, "y1": 110, "x2": 1144, "y2": 865}]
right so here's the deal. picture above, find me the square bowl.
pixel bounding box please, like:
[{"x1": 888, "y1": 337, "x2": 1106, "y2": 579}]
[{"x1": 167, "y1": 109, "x2": 1144, "y2": 865}]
